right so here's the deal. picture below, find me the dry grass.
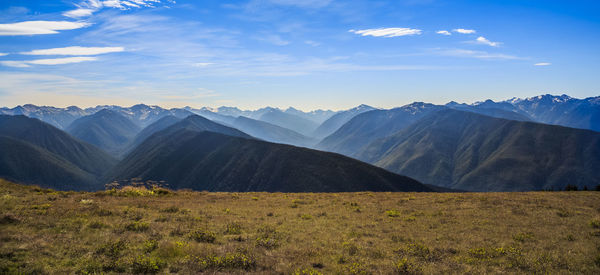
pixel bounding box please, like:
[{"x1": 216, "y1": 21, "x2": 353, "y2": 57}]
[{"x1": 1, "y1": 179, "x2": 599, "y2": 274}]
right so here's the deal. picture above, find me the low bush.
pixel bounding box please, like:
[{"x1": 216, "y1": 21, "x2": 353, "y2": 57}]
[{"x1": 189, "y1": 230, "x2": 217, "y2": 243}]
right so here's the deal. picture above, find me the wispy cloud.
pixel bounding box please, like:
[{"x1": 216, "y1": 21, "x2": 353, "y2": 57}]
[
  {"x1": 436, "y1": 30, "x2": 451, "y2": 36},
  {"x1": 63, "y1": 0, "x2": 173, "y2": 18},
  {"x1": 0, "y1": 53, "x2": 7, "y2": 56},
  {"x1": 534, "y1": 62, "x2": 551, "y2": 66},
  {"x1": 192, "y1": 62, "x2": 213, "y2": 67},
  {"x1": 349, "y1": 28, "x2": 422, "y2": 38},
  {"x1": 433, "y1": 48, "x2": 522, "y2": 60},
  {"x1": 1, "y1": 57, "x2": 98, "y2": 67},
  {"x1": 63, "y1": 8, "x2": 96, "y2": 18},
  {"x1": 20, "y1": 46, "x2": 125, "y2": 56},
  {"x1": 474, "y1": 36, "x2": 501, "y2": 47},
  {"x1": 0, "y1": 21, "x2": 91, "y2": 36},
  {"x1": 453, "y1": 28, "x2": 476, "y2": 34}
]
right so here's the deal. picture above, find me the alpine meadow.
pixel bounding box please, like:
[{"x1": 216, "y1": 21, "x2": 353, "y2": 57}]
[{"x1": 1, "y1": 0, "x2": 599, "y2": 274}]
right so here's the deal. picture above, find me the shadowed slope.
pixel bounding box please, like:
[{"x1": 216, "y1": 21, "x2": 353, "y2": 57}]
[
  {"x1": 317, "y1": 103, "x2": 445, "y2": 157},
  {"x1": 0, "y1": 115, "x2": 117, "y2": 178},
  {"x1": 109, "y1": 129, "x2": 431, "y2": 192},
  {"x1": 358, "y1": 109, "x2": 600, "y2": 191},
  {"x1": 312, "y1": 104, "x2": 375, "y2": 139},
  {"x1": 231, "y1": 116, "x2": 316, "y2": 147},
  {"x1": 0, "y1": 136, "x2": 97, "y2": 190},
  {"x1": 67, "y1": 109, "x2": 141, "y2": 156}
]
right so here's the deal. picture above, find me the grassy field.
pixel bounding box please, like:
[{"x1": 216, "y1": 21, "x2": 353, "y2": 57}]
[{"x1": 1, "y1": 179, "x2": 600, "y2": 274}]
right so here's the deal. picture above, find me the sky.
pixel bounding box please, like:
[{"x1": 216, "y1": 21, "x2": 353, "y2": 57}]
[{"x1": 0, "y1": 0, "x2": 599, "y2": 110}]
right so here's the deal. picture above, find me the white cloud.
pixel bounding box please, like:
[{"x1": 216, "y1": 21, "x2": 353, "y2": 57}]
[
  {"x1": 436, "y1": 30, "x2": 451, "y2": 36},
  {"x1": 21, "y1": 46, "x2": 124, "y2": 56},
  {"x1": 62, "y1": 0, "x2": 171, "y2": 18},
  {"x1": 0, "y1": 21, "x2": 91, "y2": 36},
  {"x1": 0, "y1": 53, "x2": 7, "y2": 56},
  {"x1": 534, "y1": 62, "x2": 551, "y2": 66},
  {"x1": 102, "y1": 0, "x2": 169, "y2": 10},
  {"x1": 63, "y1": 8, "x2": 96, "y2": 18},
  {"x1": 434, "y1": 48, "x2": 522, "y2": 60},
  {"x1": 0, "y1": 57, "x2": 98, "y2": 67},
  {"x1": 453, "y1": 28, "x2": 476, "y2": 34},
  {"x1": 475, "y1": 36, "x2": 501, "y2": 47},
  {"x1": 350, "y1": 28, "x2": 422, "y2": 38}
]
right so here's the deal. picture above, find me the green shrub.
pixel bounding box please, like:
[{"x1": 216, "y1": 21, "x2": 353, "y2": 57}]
[
  {"x1": 131, "y1": 255, "x2": 165, "y2": 274},
  {"x1": 189, "y1": 230, "x2": 217, "y2": 243},
  {"x1": 386, "y1": 210, "x2": 401, "y2": 217},
  {"x1": 300, "y1": 214, "x2": 313, "y2": 220},
  {"x1": 125, "y1": 221, "x2": 150, "y2": 232},
  {"x1": 293, "y1": 267, "x2": 324, "y2": 275},
  {"x1": 590, "y1": 219, "x2": 600, "y2": 229},
  {"x1": 224, "y1": 222, "x2": 243, "y2": 235},
  {"x1": 192, "y1": 253, "x2": 256, "y2": 271},
  {"x1": 159, "y1": 206, "x2": 180, "y2": 213},
  {"x1": 96, "y1": 240, "x2": 128, "y2": 259},
  {"x1": 143, "y1": 240, "x2": 159, "y2": 253},
  {"x1": 395, "y1": 257, "x2": 419, "y2": 274},
  {"x1": 513, "y1": 232, "x2": 534, "y2": 242}
]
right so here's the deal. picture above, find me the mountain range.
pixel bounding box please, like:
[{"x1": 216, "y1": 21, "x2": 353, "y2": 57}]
[
  {"x1": 357, "y1": 109, "x2": 600, "y2": 191},
  {"x1": 1, "y1": 94, "x2": 598, "y2": 192},
  {"x1": 0, "y1": 115, "x2": 116, "y2": 190}
]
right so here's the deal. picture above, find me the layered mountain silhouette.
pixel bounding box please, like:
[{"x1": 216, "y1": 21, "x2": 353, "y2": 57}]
[
  {"x1": 317, "y1": 103, "x2": 445, "y2": 157},
  {"x1": 158, "y1": 115, "x2": 252, "y2": 139},
  {"x1": 452, "y1": 94, "x2": 600, "y2": 132},
  {"x1": 107, "y1": 128, "x2": 431, "y2": 192},
  {"x1": 357, "y1": 109, "x2": 600, "y2": 191},
  {"x1": 312, "y1": 104, "x2": 375, "y2": 139},
  {"x1": 67, "y1": 109, "x2": 141, "y2": 156},
  {"x1": 284, "y1": 107, "x2": 335, "y2": 125},
  {"x1": 125, "y1": 115, "x2": 183, "y2": 154},
  {"x1": 0, "y1": 115, "x2": 117, "y2": 190},
  {"x1": 257, "y1": 108, "x2": 320, "y2": 137},
  {"x1": 230, "y1": 116, "x2": 316, "y2": 147},
  {"x1": 0, "y1": 104, "x2": 87, "y2": 129}
]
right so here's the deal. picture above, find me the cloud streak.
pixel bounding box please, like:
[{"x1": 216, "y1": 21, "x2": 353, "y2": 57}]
[
  {"x1": 433, "y1": 48, "x2": 522, "y2": 60},
  {"x1": 436, "y1": 30, "x2": 451, "y2": 35},
  {"x1": 0, "y1": 21, "x2": 91, "y2": 36},
  {"x1": 350, "y1": 27, "x2": 422, "y2": 38},
  {"x1": 1, "y1": 57, "x2": 98, "y2": 67},
  {"x1": 534, "y1": 62, "x2": 551, "y2": 66},
  {"x1": 453, "y1": 28, "x2": 476, "y2": 34},
  {"x1": 21, "y1": 46, "x2": 125, "y2": 56}
]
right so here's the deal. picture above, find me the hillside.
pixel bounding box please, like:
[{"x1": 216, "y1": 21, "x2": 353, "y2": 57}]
[
  {"x1": 231, "y1": 116, "x2": 316, "y2": 147},
  {"x1": 108, "y1": 129, "x2": 430, "y2": 192},
  {"x1": 0, "y1": 115, "x2": 117, "y2": 179},
  {"x1": 67, "y1": 109, "x2": 141, "y2": 156},
  {"x1": 125, "y1": 115, "x2": 183, "y2": 154},
  {"x1": 317, "y1": 103, "x2": 445, "y2": 157},
  {"x1": 258, "y1": 109, "x2": 320, "y2": 137},
  {"x1": 1, "y1": 179, "x2": 599, "y2": 274},
  {"x1": 312, "y1": 104, "x2": 375, "y2": 139},
  {"x1": 358, "y1": 109, "x2": 600, "y2": 191},
  {"x1": 156, "y1": 115, "x2": 252, "y2": 139},
  {"x1": 0, "y1": 136, "x2": 98, "y2": 190}
]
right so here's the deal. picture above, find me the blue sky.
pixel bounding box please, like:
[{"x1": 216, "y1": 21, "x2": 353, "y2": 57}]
[{"x1": 0, "y1": 0, "x2": 598, "y2": 110}]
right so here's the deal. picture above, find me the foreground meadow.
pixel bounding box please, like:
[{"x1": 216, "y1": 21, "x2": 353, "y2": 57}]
[{"x1": 1, "y1": 179, "x2": 599, "y2": 274}]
